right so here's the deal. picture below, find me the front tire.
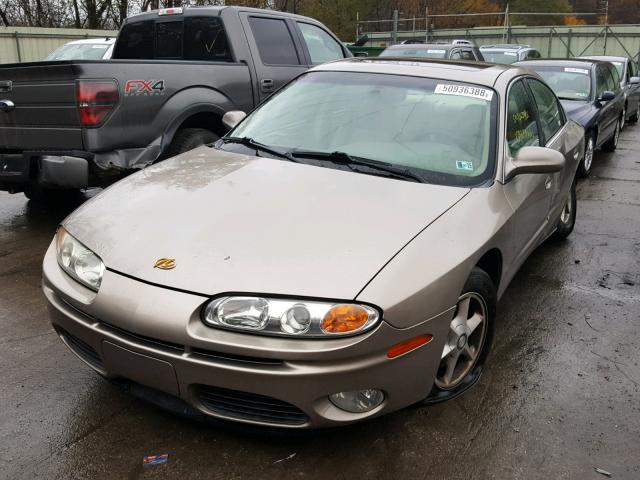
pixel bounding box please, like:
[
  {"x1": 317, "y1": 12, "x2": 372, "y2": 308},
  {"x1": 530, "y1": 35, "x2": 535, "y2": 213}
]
[
  {"x1": 577, "y1": 132, "x2": 595, "y2": 177},
  {"x1": 550, "y1": 180, "x2": 577, "y2": 241},
  {"x1": 424, "y1": 267, "x2": 496, "y2": 404}
]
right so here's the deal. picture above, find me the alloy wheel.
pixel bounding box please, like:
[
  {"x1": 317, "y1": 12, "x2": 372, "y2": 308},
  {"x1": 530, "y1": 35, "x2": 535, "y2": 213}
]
[
  {"x1": 584, "y1": 137, "x2": 594, "y2": 172},
  {"x1": 435, "y1": 292, "x2": 488, "y2": 390}
]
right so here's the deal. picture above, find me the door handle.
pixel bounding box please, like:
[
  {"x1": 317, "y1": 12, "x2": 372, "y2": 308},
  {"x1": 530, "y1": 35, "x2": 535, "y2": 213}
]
[
  {"x1": 545, "y1": 176, "x2": 552, "y2": 190},
  {"x1": 0, "y1": 99, "x2": 14, "y2": 113},
  {"x1": 260, "y1": 79, "x2": 275, "y2": 93},
  {"x1": 0, "y1": 81, "x2": 11, "y2": 93}
]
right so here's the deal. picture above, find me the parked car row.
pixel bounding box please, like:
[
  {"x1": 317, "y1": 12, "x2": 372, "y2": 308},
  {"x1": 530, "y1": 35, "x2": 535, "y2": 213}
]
[
  {"x1": 516, "y1": 57, "x2": 638, "y2": 176},
  {"x1": 378, "y1": 40, "x2": 639, "y2": 177}
]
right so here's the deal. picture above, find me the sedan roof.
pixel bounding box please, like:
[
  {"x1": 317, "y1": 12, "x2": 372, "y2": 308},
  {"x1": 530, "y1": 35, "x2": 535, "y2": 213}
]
[
  {"x1": 516, "y1": 58, "x2": 607, "y2": 69},
  {"x1": 310, "y1": 58, "x2": 520, "y2": 88}
]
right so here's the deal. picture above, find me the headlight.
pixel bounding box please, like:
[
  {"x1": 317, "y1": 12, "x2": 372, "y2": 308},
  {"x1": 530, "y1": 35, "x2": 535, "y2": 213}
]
[
  {"x1": 202, "y1": 296, "x2": 380, "y2": 338},
  {"x1": 55, "y1": 227, "x2": 105, "y2": 291}
]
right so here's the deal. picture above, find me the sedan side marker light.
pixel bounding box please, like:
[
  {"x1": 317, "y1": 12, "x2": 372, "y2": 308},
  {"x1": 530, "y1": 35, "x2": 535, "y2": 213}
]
[{"x1": 387, "y1": 335, "x2": 433, "y2": 359}]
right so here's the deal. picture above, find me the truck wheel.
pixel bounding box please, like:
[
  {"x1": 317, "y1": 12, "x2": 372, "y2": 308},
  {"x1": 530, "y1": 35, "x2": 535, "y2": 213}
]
[{"x1": 165, "y1": 128, "x2": 219, "y2": 158}]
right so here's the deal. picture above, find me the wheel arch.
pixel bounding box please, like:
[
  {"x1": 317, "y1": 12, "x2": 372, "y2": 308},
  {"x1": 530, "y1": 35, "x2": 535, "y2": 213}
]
[
  {"x1": 160, "y1": 104, "x2": 227, "y2": 156},
  {"x1": 474, "y1": 248, "x2": 503, "y2": 290}
]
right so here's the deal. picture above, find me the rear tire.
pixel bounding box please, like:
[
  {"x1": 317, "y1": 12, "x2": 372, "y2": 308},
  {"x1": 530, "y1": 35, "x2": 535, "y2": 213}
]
[
  {"x1": 550, "y1": 179, "x2": 576, "y2": 241},
  {"x1": 629, "y1": 103, "x2": 640, "y2": 123},
  {"x1": 602, "y1": 118, "x2": 620, "y2": 152},
  {"x1": 23, "y1": 184, "x2": 80, "y2": 203},
  {"x1": 577, "y1": 132, "x2": 594, "y2": 177},
  {"x1": 423, "y1": 267, "x2": 496, "y2": 405},
  {"x1": 165, "y1": 128, "x2": 219, "y2": 158}
]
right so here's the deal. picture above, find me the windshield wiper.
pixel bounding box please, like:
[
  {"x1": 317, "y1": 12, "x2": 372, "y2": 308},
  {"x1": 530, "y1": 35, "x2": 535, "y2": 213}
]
[
  {"x1": 289, "y1": 150, "x2": 424, "y2": 183},
  {"x1": 220, "y1": 136, "x2": 298, "y2": 162},
  {"x1": 556, "y1": 96, "x2": 583, "y2": 101}
]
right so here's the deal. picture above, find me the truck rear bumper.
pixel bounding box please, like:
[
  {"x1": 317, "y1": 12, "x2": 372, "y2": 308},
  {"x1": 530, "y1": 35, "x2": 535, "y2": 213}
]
[{"x1": 0, "y1": 152, "x2": 90, "y2": 190}]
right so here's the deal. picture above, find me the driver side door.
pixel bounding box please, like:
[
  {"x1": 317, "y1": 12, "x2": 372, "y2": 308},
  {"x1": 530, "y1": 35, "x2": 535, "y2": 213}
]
[{"x1": 503, "y1": 78, "x2": 554, "y2": 265}]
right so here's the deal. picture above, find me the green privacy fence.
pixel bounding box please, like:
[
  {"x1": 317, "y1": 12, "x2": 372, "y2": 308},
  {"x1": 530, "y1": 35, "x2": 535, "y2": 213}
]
[
  {"x1": 0, "y1": 27, "x2": 118, "y2": 64},
  {"x1": 350, "y1": 24, "x2": 640, "y2": 62}
]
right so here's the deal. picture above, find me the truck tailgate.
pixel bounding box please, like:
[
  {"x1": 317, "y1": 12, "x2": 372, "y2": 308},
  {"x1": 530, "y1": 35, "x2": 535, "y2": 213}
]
[{"x1": 0, "y1": 62, "x2": 83, "y2": 150}]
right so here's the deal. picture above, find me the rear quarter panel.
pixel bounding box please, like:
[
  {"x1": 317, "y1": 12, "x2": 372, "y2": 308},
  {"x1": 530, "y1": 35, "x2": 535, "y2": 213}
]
[{"x1": 78, "y1": 61, "x2": 253, "y2": 154}]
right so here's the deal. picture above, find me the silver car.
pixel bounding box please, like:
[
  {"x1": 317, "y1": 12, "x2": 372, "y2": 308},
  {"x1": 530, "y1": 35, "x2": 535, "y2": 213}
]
[{"x1": 43, "y1": 59, "x2": 584, "y2": 428}]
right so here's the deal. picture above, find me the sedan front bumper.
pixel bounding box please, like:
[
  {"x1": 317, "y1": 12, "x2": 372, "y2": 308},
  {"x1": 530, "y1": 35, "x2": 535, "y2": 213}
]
[{"x1": 43, "y1": 243, "x2": 452, "y2": 428}]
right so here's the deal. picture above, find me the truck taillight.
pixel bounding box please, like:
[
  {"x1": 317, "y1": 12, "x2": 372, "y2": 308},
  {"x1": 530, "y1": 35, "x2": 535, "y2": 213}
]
[{"x1": 76, "y1": 80, "x2": 119, "y2": 127}]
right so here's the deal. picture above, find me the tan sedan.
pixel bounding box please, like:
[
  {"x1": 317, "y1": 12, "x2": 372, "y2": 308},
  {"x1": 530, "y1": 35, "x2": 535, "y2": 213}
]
[{"x1": 43, "y1": 58, "x2": 584, "y2": 428}]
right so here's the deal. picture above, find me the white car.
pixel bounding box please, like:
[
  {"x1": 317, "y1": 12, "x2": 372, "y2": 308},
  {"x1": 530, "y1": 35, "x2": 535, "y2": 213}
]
[{"x1": 45, "y1": 38, "x2": 115, "y2": 61}]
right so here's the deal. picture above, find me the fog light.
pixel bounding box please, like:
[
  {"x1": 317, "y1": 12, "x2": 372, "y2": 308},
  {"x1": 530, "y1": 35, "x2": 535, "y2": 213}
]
[{"x1": 329, "y1": 389, "x2": 384, "y2": 413}]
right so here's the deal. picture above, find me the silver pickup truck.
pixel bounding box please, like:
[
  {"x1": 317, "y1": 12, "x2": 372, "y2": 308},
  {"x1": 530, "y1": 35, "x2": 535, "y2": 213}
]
[{"x1": 0, "y1": 6, "x2": 349, "y2": 200}]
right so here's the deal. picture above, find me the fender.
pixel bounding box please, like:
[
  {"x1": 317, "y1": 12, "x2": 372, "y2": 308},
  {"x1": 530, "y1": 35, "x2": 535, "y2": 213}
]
[{"x1": 152, "y1": 86, "x2": 236, "y2": 153}]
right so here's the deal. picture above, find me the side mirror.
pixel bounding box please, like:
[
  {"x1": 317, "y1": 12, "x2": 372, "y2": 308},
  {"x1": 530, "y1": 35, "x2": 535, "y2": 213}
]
[
  {"x1": 630, "y1": 76, "x2": 640, "y2": 85},
  {"x1": 504, "y1": 146, "x2": 565, "y2": 182},
  {"x1": 222, "y1": 110, "x2": 247, "y2": 130},
  {"x1": 598, "y1": 91, "x2": 616, "y2": 103}
]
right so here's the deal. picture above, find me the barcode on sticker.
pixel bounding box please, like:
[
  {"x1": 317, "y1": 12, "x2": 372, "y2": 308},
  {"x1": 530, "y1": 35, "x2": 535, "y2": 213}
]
[
  {"x1": 434, "y1": 84, "x2": 494, "y2": 101},
  {"x1": 565, "y1": 67, "x2": 589, "y2": 75}
]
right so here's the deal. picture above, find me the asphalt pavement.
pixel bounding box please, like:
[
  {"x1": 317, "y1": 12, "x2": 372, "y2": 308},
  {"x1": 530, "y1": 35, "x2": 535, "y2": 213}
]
[{"x1": 1, "y1": 126, "x2": 639, "y2": 480}]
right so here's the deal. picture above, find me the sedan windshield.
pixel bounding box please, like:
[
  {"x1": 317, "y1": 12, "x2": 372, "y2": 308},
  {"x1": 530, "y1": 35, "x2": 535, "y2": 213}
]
[
  {"x1": 530, "y1": 66, "x2": 592, "y2": 101},
  {"x1": 482, "y1": 51, "x2": 519, "y2": 64},
  {"x1": 228, "y1": 71, "x2": 497, "y2": 186},
  {"x1": 46, "y1": 43, "x2": 110, "y2": 60},
  {"x1": 380, "y1": 48, "x2": 447, "y2": 59}
]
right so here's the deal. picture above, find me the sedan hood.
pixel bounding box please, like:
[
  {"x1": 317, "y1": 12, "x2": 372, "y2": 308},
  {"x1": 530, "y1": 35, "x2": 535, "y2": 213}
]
[
  {"x1": 560, "y1": 100, "x2": 593, "y2": 126},
  {"x1": 64, "y1": 147, "x2": 469, "y2": 299}
]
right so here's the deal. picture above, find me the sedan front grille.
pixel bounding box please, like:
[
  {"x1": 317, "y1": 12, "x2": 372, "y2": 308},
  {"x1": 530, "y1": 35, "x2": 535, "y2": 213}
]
[
  {"x1": 196, "y1": 385, "x2": 309, "y2": 426},
  {"x1": 62, "y1": 330, "x2": 104, "y2": 370}
]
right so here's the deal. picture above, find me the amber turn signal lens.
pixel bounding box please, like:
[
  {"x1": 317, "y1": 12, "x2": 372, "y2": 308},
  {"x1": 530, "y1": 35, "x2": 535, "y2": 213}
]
[
  {"x1": 387, "y1": 335, "x2": 433, "y2": 359},
  {"x1": 321, "y1": 304, "x2": 370, "y2": 333}
]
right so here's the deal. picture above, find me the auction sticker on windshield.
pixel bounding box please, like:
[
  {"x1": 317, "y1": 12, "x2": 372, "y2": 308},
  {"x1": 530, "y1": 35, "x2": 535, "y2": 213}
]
[
  {"x1": 427, "y1": 49, "x2": 446, "y2": 54},
  {"x1": 565, "y1": 67, "x2": 589, "y2": 75},
  {"x1": 434, "y1": 84, "x2": 494, "y2": 101}
]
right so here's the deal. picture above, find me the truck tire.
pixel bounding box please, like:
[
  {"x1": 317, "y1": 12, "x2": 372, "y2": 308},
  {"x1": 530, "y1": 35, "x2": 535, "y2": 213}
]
[
  {"x1": 23, "y1": 184, "x2": 80, "y2": 203},
  {"x1": 165, "y1": 128, "x2": 219, "y2": 158}
]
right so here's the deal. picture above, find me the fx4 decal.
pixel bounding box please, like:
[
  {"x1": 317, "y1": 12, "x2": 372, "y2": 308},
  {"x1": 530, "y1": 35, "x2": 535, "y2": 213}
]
[{"x1": 124, "y1": 80, "x2": 166, "y2": 96}]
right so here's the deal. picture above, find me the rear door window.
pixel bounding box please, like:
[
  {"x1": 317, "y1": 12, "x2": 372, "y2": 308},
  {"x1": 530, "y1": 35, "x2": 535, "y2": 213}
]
[
  {"x1": 298, "y1": 22, "x2": 344, "y2": 65},
  {"x1": 248, "y1": 16, "x2": 301, "y2": 65}
]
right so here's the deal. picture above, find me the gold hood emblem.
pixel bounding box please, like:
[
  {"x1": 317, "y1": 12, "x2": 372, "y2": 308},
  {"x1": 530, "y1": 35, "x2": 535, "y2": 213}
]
[{"x1": 154, "y1": 258, "x2": 176, "y2": 270}]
